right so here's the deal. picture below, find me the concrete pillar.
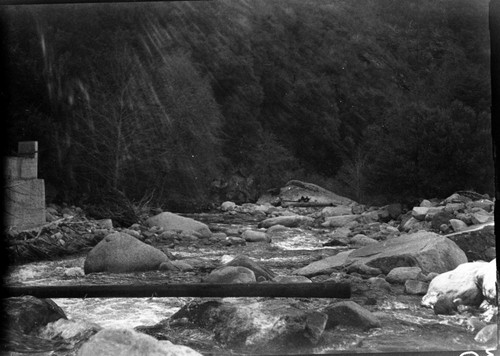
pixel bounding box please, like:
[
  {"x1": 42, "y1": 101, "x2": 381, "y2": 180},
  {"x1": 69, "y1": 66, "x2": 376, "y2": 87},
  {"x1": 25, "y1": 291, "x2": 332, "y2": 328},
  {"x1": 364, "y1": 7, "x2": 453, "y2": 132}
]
[{"x1": 4, "y1": 141, "x2": 46, "y2": 230}]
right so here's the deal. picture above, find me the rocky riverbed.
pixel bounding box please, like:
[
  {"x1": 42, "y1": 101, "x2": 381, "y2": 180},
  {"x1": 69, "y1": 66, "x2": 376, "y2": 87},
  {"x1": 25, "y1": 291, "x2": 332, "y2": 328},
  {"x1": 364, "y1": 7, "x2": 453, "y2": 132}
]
[{"x1": 3, "y1": 182, "x2": 498, "y2": 355}]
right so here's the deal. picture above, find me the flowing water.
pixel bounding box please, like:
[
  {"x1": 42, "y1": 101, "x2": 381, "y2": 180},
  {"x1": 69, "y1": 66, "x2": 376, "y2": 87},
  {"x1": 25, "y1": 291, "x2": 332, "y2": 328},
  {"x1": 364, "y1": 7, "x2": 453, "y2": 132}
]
[{"x1": 5, "y1": 213, "x2": 498, "y2": 354}]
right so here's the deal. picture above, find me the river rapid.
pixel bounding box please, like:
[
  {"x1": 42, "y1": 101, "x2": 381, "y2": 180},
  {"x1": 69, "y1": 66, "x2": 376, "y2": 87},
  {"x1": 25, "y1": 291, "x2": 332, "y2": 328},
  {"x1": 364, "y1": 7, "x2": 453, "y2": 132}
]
[{"x1": 5, "y1": 212, "x2": 498, "y2": 355}]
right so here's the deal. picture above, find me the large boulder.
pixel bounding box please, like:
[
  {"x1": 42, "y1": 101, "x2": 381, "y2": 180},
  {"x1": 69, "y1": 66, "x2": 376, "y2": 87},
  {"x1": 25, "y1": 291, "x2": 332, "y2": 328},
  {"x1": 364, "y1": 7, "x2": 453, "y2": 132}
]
[
  {"x1": 77, "y1": 328, "x2": 202, "y2": 356},
  {"x1": 445, "y1": 223, "x2": 496, "y2": 262},
  {"x1": 479, "y1": 259, "x2": 497, "y2": 303},
  {"x1": 84, "y1": 232, "x2": 169, "y2": 274},
  {"x1": 146, "y1": 212, "x2": 212, "y2": 238},
  {"x1": 168, "y1": 299, "x2": 328, "y2": 353},
  {"x1": 5, "y1": 296, "x2": 67, "y2": 335},
  {"x1": 293, "y1": 250, "x2": 354, "y2": 277},
  {"x1": 344, "y1": 231, "x2": 467, "y2": 274},
  {"x1": 421, "y1": 261, "x2": 489, "y2": 308},
  {"x1": 271, "y1": 180, "x2": 354, "y2": 207}
]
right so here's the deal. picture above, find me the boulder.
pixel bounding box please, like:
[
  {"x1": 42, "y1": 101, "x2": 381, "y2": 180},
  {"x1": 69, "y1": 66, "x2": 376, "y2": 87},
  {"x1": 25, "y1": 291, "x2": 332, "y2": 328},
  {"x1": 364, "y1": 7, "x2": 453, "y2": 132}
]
[
  {"x1": 367, "y1": 277, "x2": 392, "y2": 292},
  {"x1": 203, "y1": 266, "x2": 256, "y2": 284},
  {"x1": 224, "y1": 255, "x2": 276, "y2": 281},
  {"x1": 430, "y1": 211, "x2": 453, "y2": 230},
  {"x1": 480, "y1": 259, "x2": 497, "y2": 303},
  {"x1": 421, "y1": 261, "x2": 489, "y2": 308},
  {"x1": 471, "y1": 210, "x2": 493, "y2": 225},
  {"x1": 77, "y1": 328, "x2": 202, "y2": 356},
  {"x1": 412, "y1": 207, "x2": 429, "y2": 221},
  {"x1": 293, "y1": 250, "x2": 354, "y2": 277},
  {"x1": 322, "y1": 301, "x2": 380, "y2": 330},
  {"x1": 221, "y1": 201, "x2": 237, "y2": 211},
  {"x1": 420, "y1": 200, "x2": 433, "y2": 207},
  {"x1": 321, "y1": 206, "x2": 352, "y2": 217},
  {"x1": 84, "y1": 232, "x2": 168, "y2": 274},
  {"x1": 169, "y1": 299, "x2": 328, "y2": 352},
  {"x1": 404, "y1": 280, "x2": 429, "y2": 295},
  {"x1": 146, "y1": 212, "x2": 211, "y2": 238},
  {"x1": 467, "y1": 199, "x2": 494, "y2": 212},
  {"x1": 386, "y1": 267, "x2": 423, "y2": 284},
  {"x1": 322, "y1": 215, "x2": 359, "y2": 228},
  {"x1": 259, "y1": 215, "x2": 314, "y2": 228},
  {"x1": 349, "y1": 234, "x2": 378, "y2": 246},
  {"x1": 266, "y1": 224, "x2": 289, "y2": 234},
  {"x1": 345, "y1": 231, "x2": 467, "y2": 275},
  {"x1": 241, "y1": 230, "x2": 268, "y2": 242},
  {"x1": 277, "y1": 180, "x2": 354, "y2": 207},
  {"x1": 5, "y1": 296, "x2": 67, "y2": 335},
  {"x1": 449, "y1": 219, "x2": 468, "y2": 232},
  {"x1": 445, "y1": 223, "x2": 496, "y2": 262},
  {"x1": 474, "y1": 324, "x2": 498, "y2": 344},
  {"x1": 377, "y1": 203, "x2": 402, "y2": 222}
]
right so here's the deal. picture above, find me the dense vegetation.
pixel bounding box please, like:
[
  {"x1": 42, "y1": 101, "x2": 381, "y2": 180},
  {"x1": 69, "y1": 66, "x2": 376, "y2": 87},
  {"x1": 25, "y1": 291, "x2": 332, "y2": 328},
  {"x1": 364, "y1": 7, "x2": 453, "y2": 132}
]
[{"x1": 2, "y1": 0, "x2": 494, "y2": 215}]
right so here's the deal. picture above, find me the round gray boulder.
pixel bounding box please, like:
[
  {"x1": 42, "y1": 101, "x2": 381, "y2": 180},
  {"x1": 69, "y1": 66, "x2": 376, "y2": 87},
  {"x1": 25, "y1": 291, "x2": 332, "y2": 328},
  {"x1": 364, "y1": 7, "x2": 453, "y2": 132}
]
[{"x1": 84, "y1": 232, "x2": 169, "y2": 274}]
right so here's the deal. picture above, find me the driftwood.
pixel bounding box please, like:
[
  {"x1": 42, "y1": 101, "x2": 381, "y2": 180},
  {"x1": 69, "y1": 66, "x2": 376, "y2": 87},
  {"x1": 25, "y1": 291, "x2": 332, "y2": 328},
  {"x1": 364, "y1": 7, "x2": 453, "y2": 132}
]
[{"x1": 5, "y1": 282, "x2": 351, "y2": 299}]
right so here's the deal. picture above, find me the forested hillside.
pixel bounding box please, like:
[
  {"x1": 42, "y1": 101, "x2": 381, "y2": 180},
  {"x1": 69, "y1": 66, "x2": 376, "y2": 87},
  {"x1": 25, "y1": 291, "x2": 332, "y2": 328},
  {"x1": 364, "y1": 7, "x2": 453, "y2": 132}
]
[{"x1": 2, "y1": 0, "x2": 494, "y2": 212}]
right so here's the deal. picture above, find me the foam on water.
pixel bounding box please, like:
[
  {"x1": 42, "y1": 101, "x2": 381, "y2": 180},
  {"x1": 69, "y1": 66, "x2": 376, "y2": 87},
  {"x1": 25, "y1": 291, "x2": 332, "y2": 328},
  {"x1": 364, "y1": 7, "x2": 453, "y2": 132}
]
[{"x1": 55, "y1": 297, "x2": 188, "y2": 329}]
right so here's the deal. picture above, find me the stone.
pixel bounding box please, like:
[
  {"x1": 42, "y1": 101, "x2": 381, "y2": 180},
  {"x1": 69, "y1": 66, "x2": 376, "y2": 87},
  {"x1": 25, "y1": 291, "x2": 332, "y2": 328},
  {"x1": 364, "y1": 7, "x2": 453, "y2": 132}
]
[
  {"x1": 480, "y1": 259, "x2": 497, "y2": 303},
  {"x1": 203, "y1": 266, "x2": 256, "y2": 284},
  {"x1": 401, "y1": 217, "x2": 419, "y2": 232},
  {"x1": 404, "y1": 280, "x2": 429, "y2": 295},
  {"x1": 293, "y1": 250, "x2": 354, "y2": 277},
  {"x1": 386, "y1": 267, "x2": 423, "y2": 284},
  {"x1": 456, "y1": 213, "x2": 473, "y2": 225},
  {"x1": 358, "y1": 210, "x2": 380, "y2": 224},
  {"x1": 323, "y1": 301, "x2": 381, "y2": 330},
  {"x1": 367, "y1": 277, "x2": 392, "y2": 292},
  {"x1": 84, "y1": 232, "x2": 168, "y2": 274},
  {"x1": 412, "y1": 207, "x2": 429, "y2": 221},
  {"x1": 349, "y1": 234, "x2": 378, "y2": 246},
  {"x1": 420, "y1": 199, "x2": 433, "y2": 207},
  {"x1": 224, "y1": 255, "x2": 276, "y2": 281},
  {"x1": 345, "y1": 231, "x2": 467, "y2": 275},
  {"x1": 171, "y1": 260, "x2": 194, "y2": 271},
  {"x1": 5, "y1": 296, "x2": 67, "y2": 334},
  {"x1": 449, "y1": 219, "x2": 468, "y2": 232},
  {"x1": 471, "y1": 211, "x2": 493, "y2": 225},
  {"x1": 169, "y1": 299, "x2": 328, "y2": 352},
  {"x1": 146, "y1": 212, "x2": 211, "y2": 238},
  {"x1": 467, "y1": 200, "x2": 494, "y2": 212},
  {"x1": 445, "y1": 224, "x2": 496, "y2": 262},
  {"x1": 278, "y1": 180, "x2": 354, "y2": 207},
  {"x1": 77, "y1": 328, "x2": 202, "y2": 356},
  {"x1": 266, "y1": 224, "x2": 288, "y2": 234},
  {"x1": 474, "y1": 324, "x2": 498, "y2": 344},
  {"x1": 444, "y1": 203, "x2": 465, "y2": 213},
  {"x1": 430, "y1": 211, "x2": 453, "y2": 231},
  {"x1": 259, "y1": 215, "x2": 314, "y2": 228},
  {"x1": 221, "y1": 201, "x2": 237, "y2": 211},
  {"x1": 273, "y1": 275, "x2": 312, "y2": 283},
  {"x1": 433, "y1": 296, "x2": 458, "y2": 315},
  {"x1": 241, "y1": 229, "x2": 269, "y2": 242},
  {"x1": 322, "y1": 215, "x2": 359, "y2": 228},
  {"x1": 321, "y1": 206, "x2": 352, "y2": 217},
  {"x1": 421, "y1": 261, "x2": 489, "y2": 308}
]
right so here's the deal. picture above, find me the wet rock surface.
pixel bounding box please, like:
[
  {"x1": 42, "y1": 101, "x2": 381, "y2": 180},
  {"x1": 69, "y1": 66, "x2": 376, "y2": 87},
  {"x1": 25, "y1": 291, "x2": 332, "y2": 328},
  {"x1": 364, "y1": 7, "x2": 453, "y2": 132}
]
[{"x1": 3, "y1": 188, "x2": 497, "y2": 354}]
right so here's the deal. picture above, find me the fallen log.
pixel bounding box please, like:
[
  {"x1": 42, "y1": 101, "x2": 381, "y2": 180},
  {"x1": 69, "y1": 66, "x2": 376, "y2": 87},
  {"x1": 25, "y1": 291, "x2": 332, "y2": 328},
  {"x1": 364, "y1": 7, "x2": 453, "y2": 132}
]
[{"x1": 5, "y1": 282, "x2": 350, "y2": 299}]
